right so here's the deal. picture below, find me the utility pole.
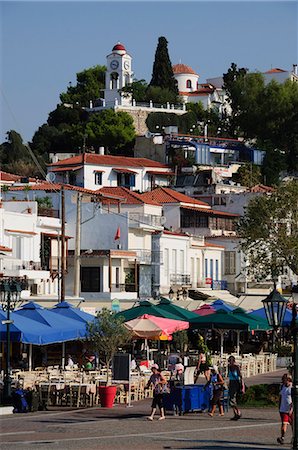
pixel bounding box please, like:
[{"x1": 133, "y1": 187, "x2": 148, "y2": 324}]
[
  {"x1": 73, "y1": 192, "x2": 81, "y2": 297},
  {"x1": 60, "y1": 187, "x2": 66, "y2": 302}
]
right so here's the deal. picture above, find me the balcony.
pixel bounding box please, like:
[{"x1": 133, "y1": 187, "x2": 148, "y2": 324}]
[
  {"x1": 110, "y1": 283, "x2": 137, "y2": 293},
  {"x1": 211, "y1": 280, "x2": 228, "y2": 290},
  {"x1": 170, "y1": 273, "x2": 191, "y2": 285},
  {"x1": 38, "y1": 208, "x2": 60, "y2": 218},
  {"x1": 128, "y1": 213, "x2": 164, "y2": 229},
  {"x1": 133, "y1": 249, "x2": 163, "y2": 265},
  {"x1": 2, "y1": 260, "x2": 51, "y2": 280}
]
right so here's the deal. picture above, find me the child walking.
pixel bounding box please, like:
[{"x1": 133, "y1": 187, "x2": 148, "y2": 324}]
[{"x1": 277, "y1": 374, "x2": 293, "y2": 445}]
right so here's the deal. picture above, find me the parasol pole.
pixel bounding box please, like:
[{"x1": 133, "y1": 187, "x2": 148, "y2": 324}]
[
  {"x1": 236, "y1": 330, "x2": 241, "y2": 356},
  {"x1": 219, "y1": 330, "x2": 224, "y2": 357}
]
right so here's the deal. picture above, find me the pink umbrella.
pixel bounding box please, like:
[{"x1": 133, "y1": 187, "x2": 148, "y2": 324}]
[
  {"x1": 192, "y1": 304, "x2": 216, "y2": 316},
  {"x1": 124, "y1": 314, "x2": 189, "y2": 339}
]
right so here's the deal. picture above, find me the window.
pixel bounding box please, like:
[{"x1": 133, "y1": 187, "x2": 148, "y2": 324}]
[
  {"x1": 81, "y1": 267, "x2": 101, "y2": 292},
  {"x1": 186, "y1": 79, "x2": 192, "y2": 89},
  {"x1": 172, "y1": 249, "x2": 177, "y2": 274},
  {"x1": 115, "y1": 267, "x2": 120, "y2": 288},
  {"x1": 94, "y1": 172, "x2": 102, "y2": 185},
  {"x1": 180, "y1": 250, "x2": 184, "y2": 274},
  {"x1": 164, "y1": 248, "x2": 169, "y2": 277},
  {"x1": 117, "y1": 173, "x2": 135, "y2": 188},
  {"x1": 224, "y1": 251, "x2": 236, "y2": 275},
  {"x1": 205, "y1": 258, "x2": 208, "y2": 277}
]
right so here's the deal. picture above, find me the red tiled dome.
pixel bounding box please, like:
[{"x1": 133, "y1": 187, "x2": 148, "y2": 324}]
[
  {"x1": 112, "y1": 43, "x2": 126, "y2": 52},
  {"x1": 173, "y1": 63, "x2": 197, "y2": 75}
]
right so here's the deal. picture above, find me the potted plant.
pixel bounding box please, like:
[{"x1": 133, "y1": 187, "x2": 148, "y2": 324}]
[{"x1": 86, "y1": 308, "x2": 131, "y2": 407}]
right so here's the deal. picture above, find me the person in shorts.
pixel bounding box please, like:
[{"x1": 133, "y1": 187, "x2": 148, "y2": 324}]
[
  {"x1": 228, "y1": 355, "x2": 242, "y2": 420},
  {"x1": 205, "y1": 365, "x2": 225, "y2": 417},
  {"x1": 146, "y1": 364, "x2": 167, "y2": 421},
  {"x1": 277, "y1": 375, "x2": 293, "y2": 445}
]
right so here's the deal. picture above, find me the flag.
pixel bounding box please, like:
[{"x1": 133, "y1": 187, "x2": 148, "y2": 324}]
[{"x1": 114, "y1": 226, "x2": 121, "y2": 240}]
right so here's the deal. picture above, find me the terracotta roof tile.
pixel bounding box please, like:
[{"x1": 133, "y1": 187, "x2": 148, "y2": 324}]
[
  {"x1": 0, "y1": 171, "x2": 36, "y2": 182},
  {"x1": 140, "y1": 187, "x2": 210, "y2": 208},
  {"x1": 173, "y1": 64, "x2": 197, "y2": 75},
  {"x1": 181, "y1": 205, "x2": 239, "y2": 217},
  {"x1": 98, "y1": 187, "x2": 161, "y2": 206},
  {"x1": 249, "y1": 184, "x2": 275, "y2": 193},
  {"x1": 0, "y1": 245, "x2": 12, "y2": 252},
  {"x1": 48, "y1": 154, "x2": 169, "y2": 169},
  {"x1": 264, "y1": 68, "x2": 287, "y2": 74}
]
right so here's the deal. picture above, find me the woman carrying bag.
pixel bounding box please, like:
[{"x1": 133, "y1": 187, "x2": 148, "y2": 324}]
[{"x1": 146, "y1": 364, "x2": 168, "y2": 421}]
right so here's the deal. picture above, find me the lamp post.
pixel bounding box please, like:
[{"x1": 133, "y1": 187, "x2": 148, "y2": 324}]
[
  {"x1": 292, "y1": 285, "x2": 298, "y2": 449},
  {"x1": 168, "y1": 288, "x2": 175, "y2": 301},
  {"x1": 262, "y1": 288, "x2": 288, "y2": 349},
  {"x1": 0, "y1": 279, "x2": 22, "y2": 404}
]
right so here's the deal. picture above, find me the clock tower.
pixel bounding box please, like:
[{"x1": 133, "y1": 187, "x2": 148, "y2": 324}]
[{"x1": 104, "y1": 42, "x2": 133, "y2": 107}]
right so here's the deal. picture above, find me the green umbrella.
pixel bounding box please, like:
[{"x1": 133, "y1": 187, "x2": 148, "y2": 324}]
[
  {"x1": 157, "y1": 297, "x2": 199, "y2": 321},
  {"x1": 190, "y1": 309, "x2": 248, "y2": 330},
  {"x1": 190, "y1": 308, "x2": 249, "y2": 356},
  {"x1": 116, "y1": 300, "x2": 181, "y2": 322},
  {"x1": 231, "y1": 308, "x2": 271, "y2": 331}
]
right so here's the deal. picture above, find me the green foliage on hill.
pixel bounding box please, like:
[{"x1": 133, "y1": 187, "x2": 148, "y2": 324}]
[{"x1": 149, "y1": 36, "x2": 179, "y2": 97}]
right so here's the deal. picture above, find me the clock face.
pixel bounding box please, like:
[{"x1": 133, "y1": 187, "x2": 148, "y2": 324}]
[
  {"x1": 110, "y1": 60, "x2": 119, "y2": 70},
  {"x1": 124, "y1": 61, "x2": 130, "y2": 70}
]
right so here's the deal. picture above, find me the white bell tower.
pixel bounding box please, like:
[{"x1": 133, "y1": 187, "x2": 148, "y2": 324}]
[{"x1": 104, "y1": 42, "x2": 133, "y2": 107}]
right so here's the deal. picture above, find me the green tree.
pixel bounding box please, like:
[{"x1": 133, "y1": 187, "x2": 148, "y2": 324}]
[
  {"x1": 149, "y1": 36, "x2": 178, "y2": 96},
  {"x1": 60, "y1": 65, "x2": 106, "y2": 107},
  {"x1": 232, "y1": 163, "x2": 262, "y2": 188},
  {"x1": 237, "y1": 180, "x2": 298, "y2": 283},
  {"x1": 84, "y1": 110, "x2": 135, "y2": 153},
  {"x1": 120, "y1": 79, "x2": 148, "y2": 102},
  {"x1": 86, "y1": 308, "x2": 131, "y2": 384}
]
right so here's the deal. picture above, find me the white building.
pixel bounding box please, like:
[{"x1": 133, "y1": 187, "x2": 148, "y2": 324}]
[
  {"x1": 262, "y1": 66, "x2": 298, "y2": 84},
  {"x1": 0, "y1": 200, "x2": 61, "y2": 297},
  {"x1": 48, "y1": 154, "x2": 173, "y2": 192}
]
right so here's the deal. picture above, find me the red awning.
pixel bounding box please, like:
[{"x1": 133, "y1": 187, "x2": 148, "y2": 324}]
[
  {"x1": 51, "y1": 166, "x2": 83, "y2": 172},
  {"x1": 112, "y1": 168, "x2": 137, "y2": 174}
]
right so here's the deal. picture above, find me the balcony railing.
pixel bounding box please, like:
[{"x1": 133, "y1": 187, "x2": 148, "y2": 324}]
[
  {"x1": 133, "y1": 249, "x2": 163, "y2": 265},
  {"x1": 170, "y1": 273, "x2": 191, "y2": 285},
  {"x1": 1, "y1": 261, "x2": 43, "y2": 271},
  {"x1": 128, "y1": 213, "x2": 164, "y2": 228},
  {"x1": 38, "y1": 208, "x2": 60, "y2": 218},
  {"x1": 211, "y1": 280, "x2": 228, "y2": 290}
]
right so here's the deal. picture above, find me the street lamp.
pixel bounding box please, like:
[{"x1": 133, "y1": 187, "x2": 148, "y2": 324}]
[
  {"x1": 0, "y1": 279, "x2": 22, "y2": 404},
  {"x1": 168, "y1": 288, "x2": 175, "y2": 301}
]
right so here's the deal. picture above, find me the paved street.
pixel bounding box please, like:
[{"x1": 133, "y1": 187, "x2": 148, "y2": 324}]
[{"x1": 0, "y1": 369, "x2": 289, "y2": 450}]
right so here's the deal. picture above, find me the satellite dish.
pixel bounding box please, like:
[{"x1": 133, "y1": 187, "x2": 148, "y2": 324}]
[
  {"x1": 160, "y1": 216, "x2": 166, "y2": 225},
  {"x1": 46, "y1": 172, "x2": 56, "y2": 182},
  {"x1": 145, "y1": 131, "x2": 153, "y2": 139}
]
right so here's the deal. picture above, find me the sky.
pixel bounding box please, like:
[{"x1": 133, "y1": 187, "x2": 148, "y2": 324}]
[{"x1": 1, "y1": 1, "x2": 297, "y2": 143}]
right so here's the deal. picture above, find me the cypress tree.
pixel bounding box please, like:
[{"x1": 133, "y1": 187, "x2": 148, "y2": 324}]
[{"x1": 149, "y1": 36, "x2": 178, "y2": 95}]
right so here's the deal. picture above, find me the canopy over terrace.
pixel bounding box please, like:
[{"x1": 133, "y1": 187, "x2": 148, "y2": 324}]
[
  {"x1": 50, "y1": 301, "x2": 96, "y2": 323},
  {"x1": 157, "y1": 297, "x2": 199, "y2": 321},
  {"x1": 190, "y1": 309, "x2": 251, "y2": 356},
  {"x1": 116, "y1": 300, "x2": 183, "y2": 322}
]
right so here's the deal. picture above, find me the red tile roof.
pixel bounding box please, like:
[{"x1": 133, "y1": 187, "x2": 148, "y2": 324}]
[
  {"x1": 249, "y1": 184, "x2": 275, "y2": 193},
  {"x1": 0, "y1": 245, "x2": 12, "y2": 252},
  {"x1": 146, "y1": 171, "x2": 175, "y2": 176},
  {"x1": 140, "y1": 187, "x2": 210, "y2": 208},
  {"x1": 264, "y1": 68, "x2": 287, "y2": 74},
  {"x1": 0, "y1": 171, "x2": 36, "y2": 182},
  {"x1": 173, "y1": 64, "x2": 197, "y2": 75},
  {"x1": 98, "y1": 187, "x2": 161, "y2": 206},
  {"x1": 51, "y1": 166, "x2": 83, "y2": 172},
  {"x1": 48, "y1": 154, "x2": 169, "y2": 169}
]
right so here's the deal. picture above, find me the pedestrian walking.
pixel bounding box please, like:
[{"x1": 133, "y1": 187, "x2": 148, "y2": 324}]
[
  {"x1": 277, "y1": 374, "x2": 293, "y2": 445},
  {"x1": 206, "y1": 365, "x2": 225, "y2": 417},
  {"x1": 146, "y1": 364, "x2": 167, "y2": 421},
  {"x1": 227, "y1": 355, "x2": 242, "y2": 420}
]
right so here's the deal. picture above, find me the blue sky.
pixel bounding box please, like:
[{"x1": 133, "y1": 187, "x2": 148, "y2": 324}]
[{"x1": 1, "y1": 1, "x2": 297, "y2": 142}]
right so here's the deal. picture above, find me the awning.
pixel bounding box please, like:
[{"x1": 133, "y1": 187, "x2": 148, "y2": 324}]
[
  {"x1": 181, "y1": 205, "x2": 239, "y2": 217},
  {"x1": 93, "y1": 170, "x2": 105, "y2": 173},
  {"x1": 0, "y1": 246, "x2": 12, "y2": 252},
  {"x1": 51, "y1": 166, "x2": 83, "y2": 172},
  {"x1": 112, "y1": 168, "x2": 137, "y2": 174}
]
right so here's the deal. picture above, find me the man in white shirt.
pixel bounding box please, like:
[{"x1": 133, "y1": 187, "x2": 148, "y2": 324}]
[{"x1": 277, "y1": 374, "x2": 293, "y2": 445}]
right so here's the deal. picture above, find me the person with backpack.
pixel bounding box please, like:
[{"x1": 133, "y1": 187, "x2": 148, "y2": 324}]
[
  {"x1": 205, "y1": 365, "x2": 225, "y2": 417},
  {"x1": 227, "y1": 355, "x2": 242, "y2": 420}
]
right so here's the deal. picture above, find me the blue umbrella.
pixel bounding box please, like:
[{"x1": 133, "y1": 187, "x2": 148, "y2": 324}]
[
  {"x1": 211, "y1": 299, "x2": 236, "y2": 312},
  {"x1": 51, "y1": 301, "x2": 95, "y2": 323},
  {"x1": 0, "y1": 309, "x2": 67, "y2": 345},
  {"x1": 248, "y1": 307, "x2": 292, "y2": 327},
  {"x1": 15, "y1": 302, "x2": 87, "y2": 341}
]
